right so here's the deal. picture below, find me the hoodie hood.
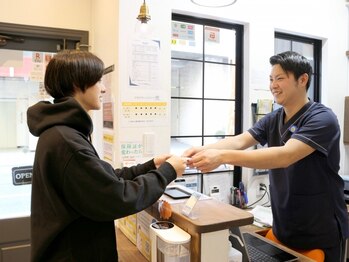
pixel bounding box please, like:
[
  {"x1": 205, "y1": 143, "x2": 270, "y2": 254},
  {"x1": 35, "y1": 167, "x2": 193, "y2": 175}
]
[{"x1": 27, "y1": 97, "x2": 93, "y2": 137}]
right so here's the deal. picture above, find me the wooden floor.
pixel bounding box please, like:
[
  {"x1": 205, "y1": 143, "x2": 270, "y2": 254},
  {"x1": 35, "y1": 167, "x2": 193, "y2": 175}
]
[{"x1": 116, "y1": 227, "x2": 148, "y2": 262}]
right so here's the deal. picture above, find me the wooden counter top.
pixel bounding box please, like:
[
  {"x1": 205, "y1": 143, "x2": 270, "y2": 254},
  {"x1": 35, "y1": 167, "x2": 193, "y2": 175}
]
[
  {"x1": 147, "y1": 198, "x2": 254, "y2": 234},
  {"x1": 172, "y1": 199, "x2": 253, "y2": 233}
]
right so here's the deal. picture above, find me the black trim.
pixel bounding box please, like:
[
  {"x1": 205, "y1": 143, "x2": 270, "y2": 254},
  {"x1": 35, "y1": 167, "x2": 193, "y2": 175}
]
[
  {"x1": 0, "y1": 22, "x2": 89, "y2": 52},
  {"x1": 171, "y1": 14, "x2": 244, "y2": 187},
  {"x1": 234, "y1": 22, "x2": 244, "y2": 186}
]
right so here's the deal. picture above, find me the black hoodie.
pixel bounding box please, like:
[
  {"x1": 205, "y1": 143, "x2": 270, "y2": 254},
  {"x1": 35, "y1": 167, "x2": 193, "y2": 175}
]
[{"x1": 27, "y1": 97, "x2": 176, "y2": 262}]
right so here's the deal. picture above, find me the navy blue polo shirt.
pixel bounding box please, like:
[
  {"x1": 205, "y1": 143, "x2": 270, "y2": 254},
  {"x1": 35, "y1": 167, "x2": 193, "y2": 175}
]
[{"x1": 248, "y1": 101, "x2": 349, "y2": 249}]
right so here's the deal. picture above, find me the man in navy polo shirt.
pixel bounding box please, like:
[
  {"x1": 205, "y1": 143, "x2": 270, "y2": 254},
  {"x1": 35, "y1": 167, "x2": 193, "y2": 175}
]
[{"x1": 183, "y1": 51, "x2": 349, "y2": 261}]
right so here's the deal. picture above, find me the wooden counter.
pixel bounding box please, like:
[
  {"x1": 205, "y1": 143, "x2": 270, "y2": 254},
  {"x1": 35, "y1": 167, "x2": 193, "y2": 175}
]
[
  {"x1": 117, "y1": 196, "x2": 321, "y2": 261},
  {"x1": 146, "y1": 198, "x2": 254, "y2": 262}
]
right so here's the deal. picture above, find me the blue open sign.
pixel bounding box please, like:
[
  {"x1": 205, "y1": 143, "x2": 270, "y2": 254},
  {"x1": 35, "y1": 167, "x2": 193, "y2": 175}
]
[{"x1": 12, "y1": 166, "x2": 33, "y2": 186}]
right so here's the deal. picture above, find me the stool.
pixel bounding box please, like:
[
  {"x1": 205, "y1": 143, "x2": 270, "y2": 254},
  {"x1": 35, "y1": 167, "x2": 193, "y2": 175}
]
[{"x1": 265, "y1": 229, "x2": 325, "y2": 262}]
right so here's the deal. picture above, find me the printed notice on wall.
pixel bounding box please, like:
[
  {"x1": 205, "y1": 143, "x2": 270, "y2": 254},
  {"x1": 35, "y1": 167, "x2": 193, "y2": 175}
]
[
  {"x1": 103, "y1": 132, "x2": 114, "y2": 164},
  {"x1": 30, "y1": 52, "x2": 44, "y2": 82},
  {"x1": 172, "y1": 21, "x2": 195, "y2": 41},
  {"x1": 102, "y1": 65, "x2": 114, "y2": 129},
  {"x1": 171, "y1": 21, "x2": 196, "y2": 47},
  {"x1": 103, "y1": 102, "x2": 114, "y2": 129},
  {"x1": 129, "y1": 39, "x2": 160, "y2": 90},
  {"x1": 121, "y1": 101, "x2": 167, "y2": 127},
  {"x1": 205, "y1": 27, "x2": 220, "y2": 43},
  {"x1": 120, "y1": 141, "x2": 143, "y2": 167}
]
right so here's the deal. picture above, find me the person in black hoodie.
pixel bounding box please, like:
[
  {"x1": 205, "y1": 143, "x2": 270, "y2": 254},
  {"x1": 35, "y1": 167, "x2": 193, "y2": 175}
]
[{"x1": 27, "y1": 50, "x2": 187, "y2": 262}]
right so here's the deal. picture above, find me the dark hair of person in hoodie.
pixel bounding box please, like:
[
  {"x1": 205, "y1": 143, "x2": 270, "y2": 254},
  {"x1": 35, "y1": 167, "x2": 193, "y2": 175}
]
[{"x1": 44, "y1": 50, "x2": 104, "y2": 99}]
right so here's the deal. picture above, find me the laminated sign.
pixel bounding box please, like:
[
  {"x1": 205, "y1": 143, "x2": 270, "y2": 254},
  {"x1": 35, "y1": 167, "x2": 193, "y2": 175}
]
[{"x1": 12, "y1": 166, "x2": 33, "y2": 186}]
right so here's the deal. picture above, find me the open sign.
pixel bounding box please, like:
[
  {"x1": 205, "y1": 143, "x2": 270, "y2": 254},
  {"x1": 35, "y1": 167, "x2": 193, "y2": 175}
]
[{"x1": 12, "y1": 166, "x2": 33, "y2": 186}]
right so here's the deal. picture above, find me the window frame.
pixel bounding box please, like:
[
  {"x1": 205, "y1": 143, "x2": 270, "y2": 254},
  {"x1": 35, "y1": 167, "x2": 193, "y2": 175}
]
[
  {"x1": 0, "y1": 22, "x2": 89, "y2": 52},
  {"x1": 171, "y1": 14, "x2": 244, "y2": 187}
]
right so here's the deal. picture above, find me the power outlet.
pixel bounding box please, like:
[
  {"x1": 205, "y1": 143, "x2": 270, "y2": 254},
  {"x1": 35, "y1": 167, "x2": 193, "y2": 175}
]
[{"x1": 256, "y1": 183, "x2": 264, "y2": 197}]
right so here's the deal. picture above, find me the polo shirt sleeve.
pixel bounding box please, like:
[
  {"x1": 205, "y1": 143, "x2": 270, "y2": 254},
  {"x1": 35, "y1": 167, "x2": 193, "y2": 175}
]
[
  {"x1": 291, "y1": 107, "x2": 340, "y2": 156},
  {"x1": 248, "y1": 113, "x2": 273, "y2": 146}
]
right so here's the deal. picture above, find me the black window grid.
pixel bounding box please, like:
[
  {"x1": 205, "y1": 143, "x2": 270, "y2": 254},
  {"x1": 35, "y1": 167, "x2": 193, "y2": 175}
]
[{"x1": 171, "y1": 14, "x2": 244, "y2": 187}]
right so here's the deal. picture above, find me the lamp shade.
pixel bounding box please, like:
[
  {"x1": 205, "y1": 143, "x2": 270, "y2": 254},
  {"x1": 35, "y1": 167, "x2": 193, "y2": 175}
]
[{"x1": 190, "y1": 0, "x2": 237, "y2": 7}]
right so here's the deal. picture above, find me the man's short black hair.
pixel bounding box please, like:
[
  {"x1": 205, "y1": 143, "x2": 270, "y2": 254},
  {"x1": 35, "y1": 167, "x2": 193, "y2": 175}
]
[{"x1": 270, "y1": 51, "x2": 313, "y2": 90}]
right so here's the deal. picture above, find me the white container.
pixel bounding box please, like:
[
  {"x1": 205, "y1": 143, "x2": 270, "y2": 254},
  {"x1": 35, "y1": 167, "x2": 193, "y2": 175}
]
[{"x1": 150, "y1": 221, "x2": 191, "y2": 262}]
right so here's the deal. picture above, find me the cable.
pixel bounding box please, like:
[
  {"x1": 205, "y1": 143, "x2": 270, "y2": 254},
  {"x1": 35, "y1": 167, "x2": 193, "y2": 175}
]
[
  {"x1": 244, "y1": 188, "x2": 267, "y2": 209},
  {"x1": 244, "y1": 183, "x2": 270, "y2": 209},
  {"x1": 259, "y1": 183, "x2": 270, "y2": 207},
  {"x1": 261, "y1": 190, "x2": 270, "y2": 207}
]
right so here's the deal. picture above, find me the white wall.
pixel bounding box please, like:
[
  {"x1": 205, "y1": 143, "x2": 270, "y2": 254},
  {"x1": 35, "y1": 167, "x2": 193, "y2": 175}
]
[
  {"x1": 0, "y1": 0, "x2": 92, "y2": 30},
  {"x1": 90, "y1": 0, "x2": 172, "y2": 166},
  {"x1": 116, "y1": 0, "x2": 172, "y2": 164},
  {"x1": 90, "y1": 0, "x2": 119, "y2": 158}
]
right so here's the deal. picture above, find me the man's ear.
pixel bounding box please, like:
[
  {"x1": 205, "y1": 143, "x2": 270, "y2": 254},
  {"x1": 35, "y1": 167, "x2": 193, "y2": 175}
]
[{"x1": 298, "y1": 73, "x2": 309, "y2": 87}]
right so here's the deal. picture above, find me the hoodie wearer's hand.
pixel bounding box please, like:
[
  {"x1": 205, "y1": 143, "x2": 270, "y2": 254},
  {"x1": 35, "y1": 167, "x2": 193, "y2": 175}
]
[
  {"x1": 165, "y1": 155, "x2": 187, "y2": 177},
  {"x1": 154, "y1": 154, "x2": 172, "y2": 168}
]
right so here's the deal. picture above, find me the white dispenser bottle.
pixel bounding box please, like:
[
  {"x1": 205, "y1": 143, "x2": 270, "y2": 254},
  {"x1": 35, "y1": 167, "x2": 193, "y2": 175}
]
[{"x1": 150, "y1": 221, "x2": 191, "y2": 262}]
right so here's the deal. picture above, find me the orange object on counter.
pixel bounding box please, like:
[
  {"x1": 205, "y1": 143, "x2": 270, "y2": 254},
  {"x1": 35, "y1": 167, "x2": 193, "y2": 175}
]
[{"x1": 158, "y1": 200, "x2": 172, "y2": 220}]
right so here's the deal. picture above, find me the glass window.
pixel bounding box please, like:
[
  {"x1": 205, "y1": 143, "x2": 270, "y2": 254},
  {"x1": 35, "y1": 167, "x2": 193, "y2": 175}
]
[
  {"x1": 274, "y1": 38, "x2": 291, "y2": 54},
  {"x1": 171, "y1": 21, "x2": 203, "y2": 61},
  {"x1": 204, "y1": 26, "x2": 236, "y2": 64},
  {"x1": 171, "y1": 98, "x2": 202, "y2": 136},
  {"x1": 203, "y1": 100, "x2": 235, "y2": 136},
  {"x1": 204, "y1": 63, "x2": 235, "y2": 99},
  {"x1": 171, "y1": 137, "x2": 202, "y2": 156},
  {"x1": 0, "y1": 50, "x2": 54, "y2": 219},
  {"x1": 171, "y1": 14, "x2": 243, "y2": 185},
  {"x1": 171, "y1": 60, "x2": 202, "y2": 98}
]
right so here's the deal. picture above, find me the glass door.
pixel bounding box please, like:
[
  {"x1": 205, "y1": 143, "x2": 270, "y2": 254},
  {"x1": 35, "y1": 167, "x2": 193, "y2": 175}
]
[
  {"x1": 0, "y1": 22, "x2": 88, "y2": 262},
  {"x1": 0, "y1": 49, "x2": 54, "y2": 220},
  {"x1": 0, "y1": 48, "x2": 55, "y2": 262}
]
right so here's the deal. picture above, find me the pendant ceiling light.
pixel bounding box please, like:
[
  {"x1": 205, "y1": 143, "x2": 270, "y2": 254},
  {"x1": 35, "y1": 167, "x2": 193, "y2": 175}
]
[
  {"x1": 135, "y1": 0, "x2": 151, "y2": 37},
  {"x1": 190, "y1": 0, "x2": 237, "y2": 7},
  {"x1": 137, "y1": 0, "x2": 151, "y2": 24}
]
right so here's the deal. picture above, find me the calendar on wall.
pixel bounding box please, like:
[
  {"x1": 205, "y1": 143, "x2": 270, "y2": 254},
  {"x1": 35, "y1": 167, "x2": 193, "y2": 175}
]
[{"x1": 121, "y1": 101, "x2": 168, "y2": 127}]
